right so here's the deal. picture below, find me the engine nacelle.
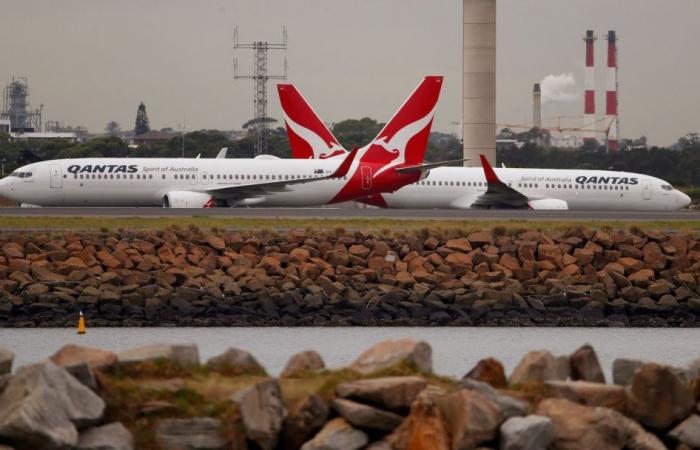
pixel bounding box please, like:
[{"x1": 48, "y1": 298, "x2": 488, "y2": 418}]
[
  {"x1": 527, "y1": 198, "x2": 569, "y2": 210},
  {"x1": 163, "y1": 191, "x2": 214, "y2": 208}
]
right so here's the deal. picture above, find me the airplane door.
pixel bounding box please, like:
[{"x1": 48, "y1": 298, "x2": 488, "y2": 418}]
[
  {"x1": 642, "y1": 180, "x2": 652, "y2": 200},
  {"x1": 201, "y1": 172, "x2": 209, "y2": 185},
  {"x1": 361, "y1": 166, "x2": 372, "y2": 190},
  {"x1": 49, "y1": 164, "x2": 62, "y2": 188}
]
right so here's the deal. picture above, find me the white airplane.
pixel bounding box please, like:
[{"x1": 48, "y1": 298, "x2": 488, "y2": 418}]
[
  {"x1": 0, "y1": 76, "x2": 463, "y2": 208},
  {"x1": 278, "y1": 83, "x2": 691, "y2": 211}
]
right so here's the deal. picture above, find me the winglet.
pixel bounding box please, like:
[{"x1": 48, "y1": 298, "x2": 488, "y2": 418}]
[
  {"x1": 480, "y1": 154, "x2": 500, "y2": 184},
  {"x1": 330, "y1": 147, "x2": 358, "y2": 178}
]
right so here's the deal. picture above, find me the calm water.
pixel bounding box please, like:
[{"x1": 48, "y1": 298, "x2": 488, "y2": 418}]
[{"x1": 1, "y1": 327, "x2": 698, "y2": 379}]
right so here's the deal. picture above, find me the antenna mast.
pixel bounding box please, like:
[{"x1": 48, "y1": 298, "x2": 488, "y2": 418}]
[{"x1": 234, "y1": 27, "x2": 287, "y2": 156}]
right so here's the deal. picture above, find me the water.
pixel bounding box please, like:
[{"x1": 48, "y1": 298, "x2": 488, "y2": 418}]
[{"x1": 1, "y1": 327, "x2": 698, "y2": 379}]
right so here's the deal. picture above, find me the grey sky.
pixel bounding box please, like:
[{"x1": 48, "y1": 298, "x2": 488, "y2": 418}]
[{"x1": 1, "y1": 0, "x2": 698, "y2": 146}]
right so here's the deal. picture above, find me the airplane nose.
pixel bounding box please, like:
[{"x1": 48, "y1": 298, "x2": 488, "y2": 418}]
[{"x1": 679, "y1": 191, "x2": 692, "y2": 208}]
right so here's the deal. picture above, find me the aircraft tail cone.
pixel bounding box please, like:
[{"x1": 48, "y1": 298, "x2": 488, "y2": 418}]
[{"x1": 77, "y1": 311, "x2": 86, "y2": 335}]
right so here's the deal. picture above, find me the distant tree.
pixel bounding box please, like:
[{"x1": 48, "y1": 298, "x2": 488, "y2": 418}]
[
  {"x1": 678, "y1": 132, "x2": 700, "y2": 150},
  {"x1": 332, "y1": 117, "x2": 383, "y2": 150},
  {"x1": 105, "y1": 121, "x2": 121, "y2": 136},
  {"x1": 134, "y1": 102, "x2": 151, "y2": 136},
  {"x1": 242, "y1": 117, "x2": 277, "y2": 130}
]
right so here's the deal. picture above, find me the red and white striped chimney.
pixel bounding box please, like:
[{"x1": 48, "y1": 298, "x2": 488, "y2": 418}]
[
  {"x1": 606, "y1": 30, "x2": 619, "y2": 151},
  {"x1": 583, "y1": 30, "x2": 597, "y2": 144}
]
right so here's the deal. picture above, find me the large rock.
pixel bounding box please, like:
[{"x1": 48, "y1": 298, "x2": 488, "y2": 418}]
[
  {"x1": 206, "y1": 347, "x2": 265, "y2": 375},
  {"x1": 155, "y1": 417, "x2": 226, "y2": 450},
  {"x1": 436, "y1": 389, "x2": 503, "y2": 450},
  {"x1": 63, "y1": 362, "x2": 99, "y2": 391},
  {"x1": 0, "y1": 361, "x2": 105, "y2": 449},
  {"x1": 509, "y1": 350, "x2": 568, "y2": 386},
  {"x1": 669, "y1": 414, "x2": 700, "y2": 449},
  {"x1": 0, "y1": 347, "x2": 13, "y2": 375},
  {"x1": 613, "y1": 358, "x2": 644, "y2": 385},
  {"x1": 332, "y1": 398, "x2": 403, "y2": 431},
  {"x1": 536, "y1": 398, "x2": 665, "y2": 450},
  {"x1": 117, "y1": 344, "x2": 199, "y2": 366},
  {"x1": 459, "y1": 379, "x2": 527, "y2": 419},
  {"x1": 281, "y1": 350, "x2": 325, "y2": 378},
  {"x1": 385, "y1": 386, "x2": 450, "y2": 450},
  {"x1": 50, "y1": 344, "x2": 118, "y2": 370},
  {"x1": 76, "y1": 422, "x2": 134, "y2": 450},
  {"x1": 351, "y1": 338, "x2": 432, "y2": 375},
  {"x1": 499, "y1": 415, "x2": 553, "y2": 450},
  {"x1": 569, "y1": 344, "x2": 605, "y2": 383},
  {"x1": 463, "y1": 357, "x2": 507, "y2": 388},
  {"x1": 232, "y1": 378, "x2": 287, "y2": 450},
  {"x1": 628, "y1": 363, "x2": 695, "y2": 430},
  {"x1": 300, "y1": 417, "x2": 368, "y2": 450},
  {"x1": 282, "y1": 394, "x2": 329, "y2": 450},
  {"x1": 544, "y1": 380, "x2": 628, "y2": 413},
  {"x1": 336, "y1": 376, "x2": 427, "y2": 413}
]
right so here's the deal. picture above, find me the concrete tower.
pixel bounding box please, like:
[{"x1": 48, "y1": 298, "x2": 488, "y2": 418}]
[
  {"x1": 533, "y1": 83, "x2": 541, "y2": 129},
  {"x1": 583, "y1": 30, "x2": 597, "y2": 143},
  {"x1": 463, "y1": 0, "x2": 496, "y2": 166},
  {"x1": 606, "y1": 30, "x2": 619, "y2": 151}
]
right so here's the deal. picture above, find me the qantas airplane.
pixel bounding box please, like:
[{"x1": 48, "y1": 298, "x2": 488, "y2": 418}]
[
  {"x1": 0, "y1": 76, "x2": 463, "y2": 208},
  {"x1": 278, "y1": 83, "x2": 691, "y2": 211}
]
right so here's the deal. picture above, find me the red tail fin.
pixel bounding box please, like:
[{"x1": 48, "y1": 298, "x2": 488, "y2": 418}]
[
  {"x1": 277, "y1": 84, "x2": 347, "y2": 159},
  {"x1": 363, "y1": 76, "x2": 443, "y2": 166}
]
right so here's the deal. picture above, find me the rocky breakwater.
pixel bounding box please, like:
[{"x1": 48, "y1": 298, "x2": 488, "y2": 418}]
[
  {"x1": 1, "y1": 339, "x2": 699, "y2": 449},
  {"x1": 0, "y1": 226, "x2": 700, "y2": 327}
]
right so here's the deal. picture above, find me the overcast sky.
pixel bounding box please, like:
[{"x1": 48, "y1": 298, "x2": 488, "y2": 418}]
[{"x1": 1, "y1": 0, "x2": 698, "y2": 146}]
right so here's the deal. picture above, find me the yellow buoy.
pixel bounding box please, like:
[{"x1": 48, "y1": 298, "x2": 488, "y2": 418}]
[{"x1": 77, "y1": 311, "x2": 86, "y2": 335}]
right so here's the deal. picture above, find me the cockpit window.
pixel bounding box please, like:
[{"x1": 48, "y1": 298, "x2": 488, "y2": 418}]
[
  {"x1": 661, "y1": 185, "x2": 673, "y2": 191},
  {"x1": 8, "y1": 171, "x2": 32, "y2": 178}
]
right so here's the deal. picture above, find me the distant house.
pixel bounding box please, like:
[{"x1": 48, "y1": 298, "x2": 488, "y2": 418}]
[{"x1": 131, "y1": 130, "x2": 176, "y2": 147}]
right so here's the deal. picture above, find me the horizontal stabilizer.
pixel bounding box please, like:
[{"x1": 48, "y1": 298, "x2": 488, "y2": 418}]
[{"x1": 394, "y1": 158, "x2": 469, "y2": 174}]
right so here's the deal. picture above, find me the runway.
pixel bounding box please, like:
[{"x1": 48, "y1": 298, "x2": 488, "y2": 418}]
[{"x1": 0, "y1": 207, "x2": 699, "y2": 222}]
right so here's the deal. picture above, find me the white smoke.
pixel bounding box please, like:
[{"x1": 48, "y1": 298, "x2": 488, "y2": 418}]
[{"x1": 541, "y1": 73, "x2": 578, "y2": 104}]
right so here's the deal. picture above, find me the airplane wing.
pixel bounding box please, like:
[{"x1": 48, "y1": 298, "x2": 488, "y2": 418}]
[
  {"x1": 202, "y1": 148, "x2": 358, "y2": 202},
  {"x1": 394, "y1": 158, "x2": 470, "y2": 174},
  {"x1": 470, "y1": 154, "x2": 567, "y2": 210}
]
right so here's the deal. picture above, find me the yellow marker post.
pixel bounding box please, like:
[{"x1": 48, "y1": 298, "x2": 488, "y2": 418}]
[{"x1": 77, "y1": 311, "x2": 86, "y2": 335}]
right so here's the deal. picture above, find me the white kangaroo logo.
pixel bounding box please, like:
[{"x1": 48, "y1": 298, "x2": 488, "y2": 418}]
[
  {"x1": 283, "y1": 112, "x2": 345, "y2": 159},
  {"x1": 371, "y1": 106, "x2": 436, "y2": 178}
]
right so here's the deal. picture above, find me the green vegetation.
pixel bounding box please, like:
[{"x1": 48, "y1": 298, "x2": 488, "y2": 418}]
[{"x1": 134, "y1": 102, "x2": 151, "y2": 136}]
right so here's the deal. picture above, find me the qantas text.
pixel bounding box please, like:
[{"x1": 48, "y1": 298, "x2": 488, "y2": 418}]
[
  {"x1": 67, "y1": 165, "x2": 138, "y2": 174},
  {"x1": 575, "y1": 176, "x2": 639, "y2": 185}
]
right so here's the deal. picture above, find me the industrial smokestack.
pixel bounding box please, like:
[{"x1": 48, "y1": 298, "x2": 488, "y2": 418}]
[
  {"x1": 606, "y1": 30, "x2": 619, "y2": 151},
  {"x1": 583, "y1": 30, "x2": 596, "y2": 144},
  {"x1": 463, "y1": 0, "x2": 496, "y2": 166},
  {"x1": 533, "y1": 83, "x2": 541, "y2": 129}
]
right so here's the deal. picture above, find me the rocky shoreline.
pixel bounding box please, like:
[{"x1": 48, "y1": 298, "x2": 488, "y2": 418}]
[
  {"x1": 0, "y1": 339, "x2": 699, "y2": 449},
  {"x1": 0, "y1": 226, "x2": 700, "y2": 327}
]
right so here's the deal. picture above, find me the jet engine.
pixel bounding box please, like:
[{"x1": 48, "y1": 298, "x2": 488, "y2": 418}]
[
  {"x1": 162, "y1": 191, "x2": 214, "y2": 208},
  {"x1": 527, "y1": 198, "x2": 569, "y2": 210}
]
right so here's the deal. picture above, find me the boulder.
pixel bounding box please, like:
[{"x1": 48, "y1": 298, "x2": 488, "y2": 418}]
[
  {"x1": 232, "y1": 378, "x2": 287, "y2": 450},
  {"x1": 300, "y1": 417, "x2": 368, "y2": 450},
  {"x1": 499, "y1": 415, "x2": 553, "y2": 450},
  {"x1": 628, "y1": 363, "x2": 695, "y2": 430},
  {"x1": 350, "y1": 338, "x2": 432, "y2": 375},
  {"x1": 436, "y1": 389, "x2": 503, "y2": 450},
  {"x1": 612, "y1": 358, "x2": 644, "y2": 385},
  {"x1": 336, "y1": 376, "x2": 427, "y2": 413},
  {"x1": 0, "y1": 347, "x2": 14, "y2": 375},
  {"x1": 117, "y1": 344, "x2": 199, "y2": 366},
  {"x1": 76, "y1": 422, "x2": 134, "y2": 450},
  {"x1": 463, "y1": 357, "x2": 507, "y2": 388},
  {"x1": 281, "y1": 350, "x2": 325, "y2": 378},
  {"x1": 468, "y1": 231, "x2": 494, "y2": 247},
  {"x1": 332, "y1": 398, "x2": 403, "y2": 431},
  {"x1": 63, "y1": 362, "x2": 99, "y2": 391},
  {"x1": 459, "y1": 379, "x2": 527, "y2": 419},
  {"x1": 669, "y1": 414, "x2": 700, "y2": 449},
  {"x1": 0, "y1": 361, "x2": 105, "y2": 449},
  {"x1": 569, "y1": 344, "x2": 605, "y2": 383},
  {"x1": 536, "y1": 398, "x2": 665, "y2": 450},
  {"x1": 206, "y1": 347, "x2": 265, "y2": 375},
  {"x1": 155, "y1": 417, "x2": 226, "y2": 450},
  {"x1": 544, "y1": 380, "x2": 628, "y2": 413},
  {"x1": 282, "y1": 394, "x2": 329, "y2": 450},
  {"x1": 509, "y1": 350, "x2": 567, "y2": 386},
  {"x1": 50, "y1": 344, "x2": 118, "y2": 370},
  {"x1": 384, "y1": 386, "x2": 450, "y2": 450}
]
